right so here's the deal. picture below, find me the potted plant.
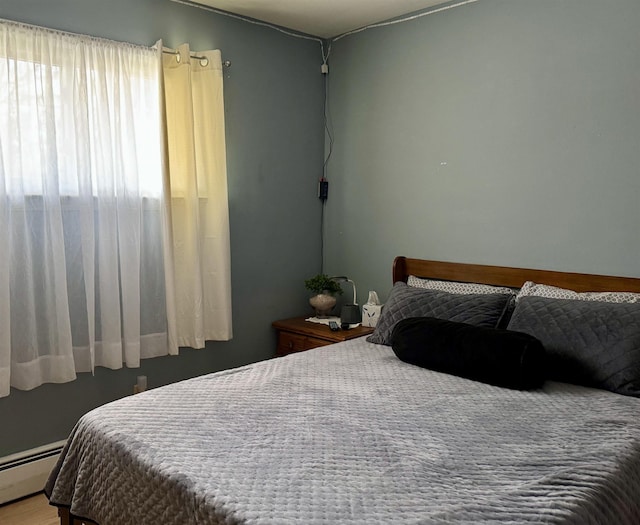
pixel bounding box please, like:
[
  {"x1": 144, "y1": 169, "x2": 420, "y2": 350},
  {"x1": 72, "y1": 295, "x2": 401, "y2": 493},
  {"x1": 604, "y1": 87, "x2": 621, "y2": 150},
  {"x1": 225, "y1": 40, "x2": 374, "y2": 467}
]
[{"x1": 305, "y1": 274, "x2": 343, "y2": 317}]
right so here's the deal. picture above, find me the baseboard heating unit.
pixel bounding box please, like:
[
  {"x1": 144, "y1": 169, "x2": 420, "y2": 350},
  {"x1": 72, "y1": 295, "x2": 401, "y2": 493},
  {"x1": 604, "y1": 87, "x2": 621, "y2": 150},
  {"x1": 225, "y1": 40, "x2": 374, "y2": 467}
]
[{"x1": 0, "y1": 440, "x2": 66, "y2": 504}]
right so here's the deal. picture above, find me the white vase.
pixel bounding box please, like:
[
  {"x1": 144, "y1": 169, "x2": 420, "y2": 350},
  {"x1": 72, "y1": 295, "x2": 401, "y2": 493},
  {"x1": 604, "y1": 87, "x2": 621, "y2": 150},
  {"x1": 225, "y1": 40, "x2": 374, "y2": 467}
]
[{"x1": 309, "y1": 293, "x2": 336, "y2": 317}]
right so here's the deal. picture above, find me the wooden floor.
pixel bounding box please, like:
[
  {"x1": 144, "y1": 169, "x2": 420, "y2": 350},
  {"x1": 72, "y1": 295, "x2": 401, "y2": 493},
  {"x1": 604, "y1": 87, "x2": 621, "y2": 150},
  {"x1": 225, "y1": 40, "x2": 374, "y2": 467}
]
[{"x1": 0, "y1": 493, "x2": 59, "y2": 525}]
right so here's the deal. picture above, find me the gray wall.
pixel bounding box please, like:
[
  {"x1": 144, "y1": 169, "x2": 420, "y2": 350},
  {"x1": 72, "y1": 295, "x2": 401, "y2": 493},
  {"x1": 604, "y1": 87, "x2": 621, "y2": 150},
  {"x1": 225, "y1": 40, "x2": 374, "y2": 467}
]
[
  {"x1": 324, "y1": 0, "x2": 640, "y2": 303},
  {"x1": 0, "y1": 0, "x2": 325, "y2": 455}
]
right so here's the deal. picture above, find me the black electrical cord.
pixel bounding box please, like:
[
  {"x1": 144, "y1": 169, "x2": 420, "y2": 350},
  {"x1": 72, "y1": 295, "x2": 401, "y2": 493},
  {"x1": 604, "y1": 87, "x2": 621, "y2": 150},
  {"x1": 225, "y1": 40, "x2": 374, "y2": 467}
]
[{"x1": 320, "y1": 65, "x2": 333, "y2": 275}]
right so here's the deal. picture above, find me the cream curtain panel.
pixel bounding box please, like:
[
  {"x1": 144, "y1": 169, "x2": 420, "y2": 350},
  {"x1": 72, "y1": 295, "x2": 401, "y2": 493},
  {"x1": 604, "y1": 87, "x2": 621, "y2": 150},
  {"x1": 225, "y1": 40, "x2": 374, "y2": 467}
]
[{"x1": 161, "y1": 43, "x2": 232, "y2": 348}]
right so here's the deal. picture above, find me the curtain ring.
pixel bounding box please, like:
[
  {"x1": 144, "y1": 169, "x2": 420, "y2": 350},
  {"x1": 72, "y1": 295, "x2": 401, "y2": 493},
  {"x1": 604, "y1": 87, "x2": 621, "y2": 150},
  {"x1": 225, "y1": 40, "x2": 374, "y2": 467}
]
[{"x1": 199, "y1": 58, "x2": 209, "y2": 67}]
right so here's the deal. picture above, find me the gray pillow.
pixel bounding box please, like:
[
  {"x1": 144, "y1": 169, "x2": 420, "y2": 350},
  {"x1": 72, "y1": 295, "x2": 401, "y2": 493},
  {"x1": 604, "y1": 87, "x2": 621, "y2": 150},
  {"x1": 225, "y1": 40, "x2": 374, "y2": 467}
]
[
  {"x1": 366, "y1": 282, "x2": 511, "y2": 346},
  {"x1": 507, "y1": 296, "x2": 640, "y2": 397},
  {"x1": 407, "y1": 275, "x2": 518, "y2": 328}
]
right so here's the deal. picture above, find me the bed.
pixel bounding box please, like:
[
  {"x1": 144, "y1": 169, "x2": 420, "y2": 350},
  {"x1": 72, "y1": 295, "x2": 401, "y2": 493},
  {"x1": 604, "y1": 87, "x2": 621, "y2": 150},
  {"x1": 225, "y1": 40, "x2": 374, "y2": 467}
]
[{"x1": 46, "y1": 256, "x2": 640, "y2": 524}]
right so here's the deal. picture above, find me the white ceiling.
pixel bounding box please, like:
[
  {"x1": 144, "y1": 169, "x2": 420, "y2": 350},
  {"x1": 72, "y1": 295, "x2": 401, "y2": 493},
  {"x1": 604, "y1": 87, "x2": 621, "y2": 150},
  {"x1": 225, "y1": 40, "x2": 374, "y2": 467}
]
[{"x1": 188, "y1": 0, "x2": 452, "y2": 39}]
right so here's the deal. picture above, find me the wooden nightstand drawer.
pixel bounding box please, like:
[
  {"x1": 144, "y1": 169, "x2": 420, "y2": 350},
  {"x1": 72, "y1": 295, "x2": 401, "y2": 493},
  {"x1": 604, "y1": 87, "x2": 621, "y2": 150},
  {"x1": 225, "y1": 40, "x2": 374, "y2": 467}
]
[
  {"x1": 277, "y1": 331, "x2": 332, "y2": 356},
  {"x1": 272, "y1": 317, "x2": 374, "y2": 357}
]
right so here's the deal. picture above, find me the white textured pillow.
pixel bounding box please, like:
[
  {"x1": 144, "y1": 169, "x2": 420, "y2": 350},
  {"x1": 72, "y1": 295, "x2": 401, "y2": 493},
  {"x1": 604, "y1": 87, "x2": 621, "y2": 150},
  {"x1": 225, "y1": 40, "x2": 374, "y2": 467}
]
[
  {"x1": 408, "y1": 275, "x2": 516, "y2": 297},
  {"x1": 517, "y1": 281, "x2": 640, "y2": 304}
]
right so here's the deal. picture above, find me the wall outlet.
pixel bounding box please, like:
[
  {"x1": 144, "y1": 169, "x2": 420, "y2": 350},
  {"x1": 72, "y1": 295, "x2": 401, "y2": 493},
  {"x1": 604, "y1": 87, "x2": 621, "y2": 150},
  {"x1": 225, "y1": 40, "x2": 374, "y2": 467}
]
[{"x1": 133, "y1": 375, "x2": 147, "y2": 394}]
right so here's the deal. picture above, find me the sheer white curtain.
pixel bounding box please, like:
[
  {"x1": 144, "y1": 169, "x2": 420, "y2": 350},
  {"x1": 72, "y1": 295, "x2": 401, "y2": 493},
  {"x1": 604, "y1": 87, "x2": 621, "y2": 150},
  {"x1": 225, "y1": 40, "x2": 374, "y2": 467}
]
[
  {"x1": 161, "y1": 43, "x2": 232, "y2": 348},
  {"x1": 0, "y1": 20, "x2": 176, "y2": 397}
]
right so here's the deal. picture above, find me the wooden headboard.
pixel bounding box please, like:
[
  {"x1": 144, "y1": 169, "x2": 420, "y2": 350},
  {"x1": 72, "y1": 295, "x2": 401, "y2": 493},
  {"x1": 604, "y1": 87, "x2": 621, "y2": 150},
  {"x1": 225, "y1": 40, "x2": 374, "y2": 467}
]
[{"x1": 392, "y1": 256, "x2": 640, "y2": 293}]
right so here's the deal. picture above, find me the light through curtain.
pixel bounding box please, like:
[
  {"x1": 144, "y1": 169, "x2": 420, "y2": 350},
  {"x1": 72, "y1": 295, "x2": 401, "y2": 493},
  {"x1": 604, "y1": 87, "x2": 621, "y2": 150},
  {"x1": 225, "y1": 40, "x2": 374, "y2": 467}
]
[
  {"x1": 161, "y1": 43, "x2": 232, "y2": 348},
  {"x1": 0, "y1": 19, "x2": 176, "y2": 397}
]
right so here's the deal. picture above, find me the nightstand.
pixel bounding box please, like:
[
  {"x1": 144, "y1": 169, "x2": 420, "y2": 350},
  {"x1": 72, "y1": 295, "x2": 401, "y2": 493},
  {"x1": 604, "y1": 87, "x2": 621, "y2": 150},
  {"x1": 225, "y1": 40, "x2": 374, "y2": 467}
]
[{"x1": 272, "y1": 317, "x2": 375, "y2": 356}]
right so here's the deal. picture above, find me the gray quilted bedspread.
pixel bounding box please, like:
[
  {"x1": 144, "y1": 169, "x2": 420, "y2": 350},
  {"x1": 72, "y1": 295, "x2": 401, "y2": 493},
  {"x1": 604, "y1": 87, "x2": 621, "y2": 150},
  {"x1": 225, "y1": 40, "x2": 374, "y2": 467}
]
[{"x1": 46, "y1": 338, "x2": 640, "y2": 525}]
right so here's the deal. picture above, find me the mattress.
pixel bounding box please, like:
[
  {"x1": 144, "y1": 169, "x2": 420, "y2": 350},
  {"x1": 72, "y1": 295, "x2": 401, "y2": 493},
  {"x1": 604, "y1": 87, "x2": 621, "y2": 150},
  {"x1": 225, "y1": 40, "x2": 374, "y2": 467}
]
[{"x1": 46, "y1": 337, "x2": 640, "y2": 524}]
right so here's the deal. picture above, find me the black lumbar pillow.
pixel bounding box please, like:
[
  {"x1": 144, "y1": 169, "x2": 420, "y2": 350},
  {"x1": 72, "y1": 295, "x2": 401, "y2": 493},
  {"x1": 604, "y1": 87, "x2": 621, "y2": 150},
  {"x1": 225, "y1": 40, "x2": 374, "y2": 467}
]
[{"x1": 391, "y1": 317, "x2": 545, "y2": 390}]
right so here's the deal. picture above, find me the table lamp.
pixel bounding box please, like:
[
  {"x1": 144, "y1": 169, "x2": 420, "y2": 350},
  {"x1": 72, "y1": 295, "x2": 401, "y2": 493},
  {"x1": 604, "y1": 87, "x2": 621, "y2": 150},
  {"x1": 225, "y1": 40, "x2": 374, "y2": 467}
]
[{"x1": 331, "y1": 276, "x2": 362, "y2": 329}]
